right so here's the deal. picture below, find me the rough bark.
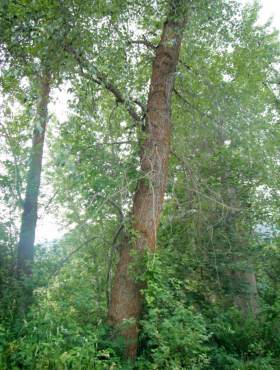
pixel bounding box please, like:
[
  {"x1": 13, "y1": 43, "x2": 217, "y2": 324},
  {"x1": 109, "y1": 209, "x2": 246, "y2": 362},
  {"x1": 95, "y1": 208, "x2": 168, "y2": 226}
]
[
  {"x1": 17, "y1": 70, "x2": 51, "y2": 314},
  {"x1": 108, "y1": 1, "x2": 187, "y2": 359}
]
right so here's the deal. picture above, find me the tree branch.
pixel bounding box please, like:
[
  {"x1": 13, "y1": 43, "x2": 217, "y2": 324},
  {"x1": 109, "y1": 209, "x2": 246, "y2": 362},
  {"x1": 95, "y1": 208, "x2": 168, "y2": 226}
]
[
  {"x1": 63, "y1": 44, "x2": 145, "y2": 123},
  {"x1": 49, "y1": 236, "x2": 100, "y2": 280},
  {"x1": 128, "y1": 37, "x2": 157, "y2": 51}
]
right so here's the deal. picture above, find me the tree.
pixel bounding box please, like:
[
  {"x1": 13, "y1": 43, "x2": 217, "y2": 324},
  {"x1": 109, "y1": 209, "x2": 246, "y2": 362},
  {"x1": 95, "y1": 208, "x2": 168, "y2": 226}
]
[
  {"x1": 105, "y1": 0, "x2": 187, "y2": 358},
  {"x1": 164, "y1": 1, "x2": 279, "y2": 317},
  {"x1": 16, "y1": 69, "x2": 51, "y2": 313},
  {"x1": 1, "y1": 1, "x2": 280, "y2": 368},
  {"x1": 0, "y1": 0, "x2": 67, "y2": 314}
]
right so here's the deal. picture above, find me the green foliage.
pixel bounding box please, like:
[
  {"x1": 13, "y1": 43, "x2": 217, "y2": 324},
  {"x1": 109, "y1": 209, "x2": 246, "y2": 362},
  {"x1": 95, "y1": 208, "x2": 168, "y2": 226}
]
[
  {"x1": 137, "y1": 254, "x2": 210, "y2": 369},
  {"x1": 0, "y1": 234, "x2": 122, "y2": 369},
  {"x1": 1, "y1": 306, "x2": 121, "y2": 369},
  {"x1": 207, "y1": 308, "x2": 280, "y2": 369}
]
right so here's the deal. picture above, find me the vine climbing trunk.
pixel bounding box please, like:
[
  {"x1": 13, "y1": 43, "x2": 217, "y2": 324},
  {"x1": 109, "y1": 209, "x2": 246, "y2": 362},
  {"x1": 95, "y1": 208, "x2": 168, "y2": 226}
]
[
  {"x1": 108, "y1": 0, "x2": 187, "y2": 359},
  {"x1": 17, "y1": 70, "x2": 51, "y2": 315}
]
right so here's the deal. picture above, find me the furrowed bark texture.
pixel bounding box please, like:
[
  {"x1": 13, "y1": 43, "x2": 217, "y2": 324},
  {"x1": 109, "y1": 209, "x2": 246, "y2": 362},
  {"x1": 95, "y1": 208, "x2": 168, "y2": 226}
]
[
  {"x1": 108, "y1": 2, "x2": 186, "y2": 359},
  {"x1": 17, "y1": 71, "x2": 51, "y2": 313}
]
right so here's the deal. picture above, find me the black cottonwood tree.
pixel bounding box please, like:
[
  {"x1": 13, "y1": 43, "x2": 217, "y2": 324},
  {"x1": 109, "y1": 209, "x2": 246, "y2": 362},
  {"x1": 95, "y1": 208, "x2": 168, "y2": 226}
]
[{"x1": 106, "y1": 0, "x2": 187, "y2": 358}]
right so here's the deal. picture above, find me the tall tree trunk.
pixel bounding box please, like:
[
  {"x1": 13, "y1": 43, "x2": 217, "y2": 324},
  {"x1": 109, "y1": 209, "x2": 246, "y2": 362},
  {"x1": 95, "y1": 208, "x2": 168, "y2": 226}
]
[
  {"x1": 224, "y1": 186, "x2": 259, "y2": 317},
  {"x1": 108, "y1": 1, "x2": 187, "y2": 359},
  {"x1": 232, "y1": 263, "x2": 258, "y2": 317},
  {"x1": 217, "y1": 125, "x2": 259, "y2": 317},
  {"x1": 17, "y1": 70, "x2": 51, "y2": 314}
]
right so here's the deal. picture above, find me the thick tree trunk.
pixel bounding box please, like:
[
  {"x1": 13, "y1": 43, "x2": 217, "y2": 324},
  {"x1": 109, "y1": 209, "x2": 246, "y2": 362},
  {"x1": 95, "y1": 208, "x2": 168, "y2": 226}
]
[
  {"x1": 108, "y1": 1, "x2": 186, "y2": 359},
  {"x1": 17, "y1": 70, "x2": 51, "y2": 314}
]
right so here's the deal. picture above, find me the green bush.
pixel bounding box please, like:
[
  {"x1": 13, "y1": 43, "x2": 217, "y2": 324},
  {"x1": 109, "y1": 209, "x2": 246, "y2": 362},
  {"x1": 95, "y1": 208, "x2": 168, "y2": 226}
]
[
  {"x1": 137, "y1": 254, "x2": 209, "y2": 369},
  {"x1": 207, "y1": 308, "x2": 280, "y2": 370},
  {"x1": 2, "y1": 306, "x2": 121, "y2": 369}
]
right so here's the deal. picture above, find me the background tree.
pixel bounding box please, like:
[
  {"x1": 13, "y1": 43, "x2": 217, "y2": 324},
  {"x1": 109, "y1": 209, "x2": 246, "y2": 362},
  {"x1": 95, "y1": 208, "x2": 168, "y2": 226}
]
[{"x1": 0, "y1": 0, "x2": 79, "y2": 315}]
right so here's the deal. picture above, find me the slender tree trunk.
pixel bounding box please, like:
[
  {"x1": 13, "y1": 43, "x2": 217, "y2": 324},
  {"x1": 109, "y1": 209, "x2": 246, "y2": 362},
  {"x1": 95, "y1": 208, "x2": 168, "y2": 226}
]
[
  {"x1": 216, "y1": 123, "x2": 259, "y2": 317},
  {"x1": 17, "y1": 70, "x2": 51, "y2": 314},
  {"x1": 232, "y1": 263, "x2": 258, "y2": 317},
  {"x1": 108, "y1": 1, "x2": 187, "y2": 359},
  {"x1": 224, "y1": 186, "x2": 259, "y2": 317}
]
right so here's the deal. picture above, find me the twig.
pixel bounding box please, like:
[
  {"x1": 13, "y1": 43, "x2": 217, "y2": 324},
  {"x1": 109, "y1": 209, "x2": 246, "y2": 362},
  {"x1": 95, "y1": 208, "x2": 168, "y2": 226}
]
[{"x1": 49, "y1": 236, "x2": 100, "y2": 280}]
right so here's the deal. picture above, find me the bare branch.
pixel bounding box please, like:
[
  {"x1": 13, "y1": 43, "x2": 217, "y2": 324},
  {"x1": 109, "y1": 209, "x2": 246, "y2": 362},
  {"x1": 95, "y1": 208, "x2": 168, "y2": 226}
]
[
  {"x1": 63, "y1": 44, "x2": 145, "y2": 123},
  {"x1": 49, "y1": 236, "x2": 100, "y2": 280},
  {"x1": 171, "y1": 150, "x2": 242, "y2": 212},
  {"x1": 128, "y1": 37, "x2": 157, "y2": 51}
]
